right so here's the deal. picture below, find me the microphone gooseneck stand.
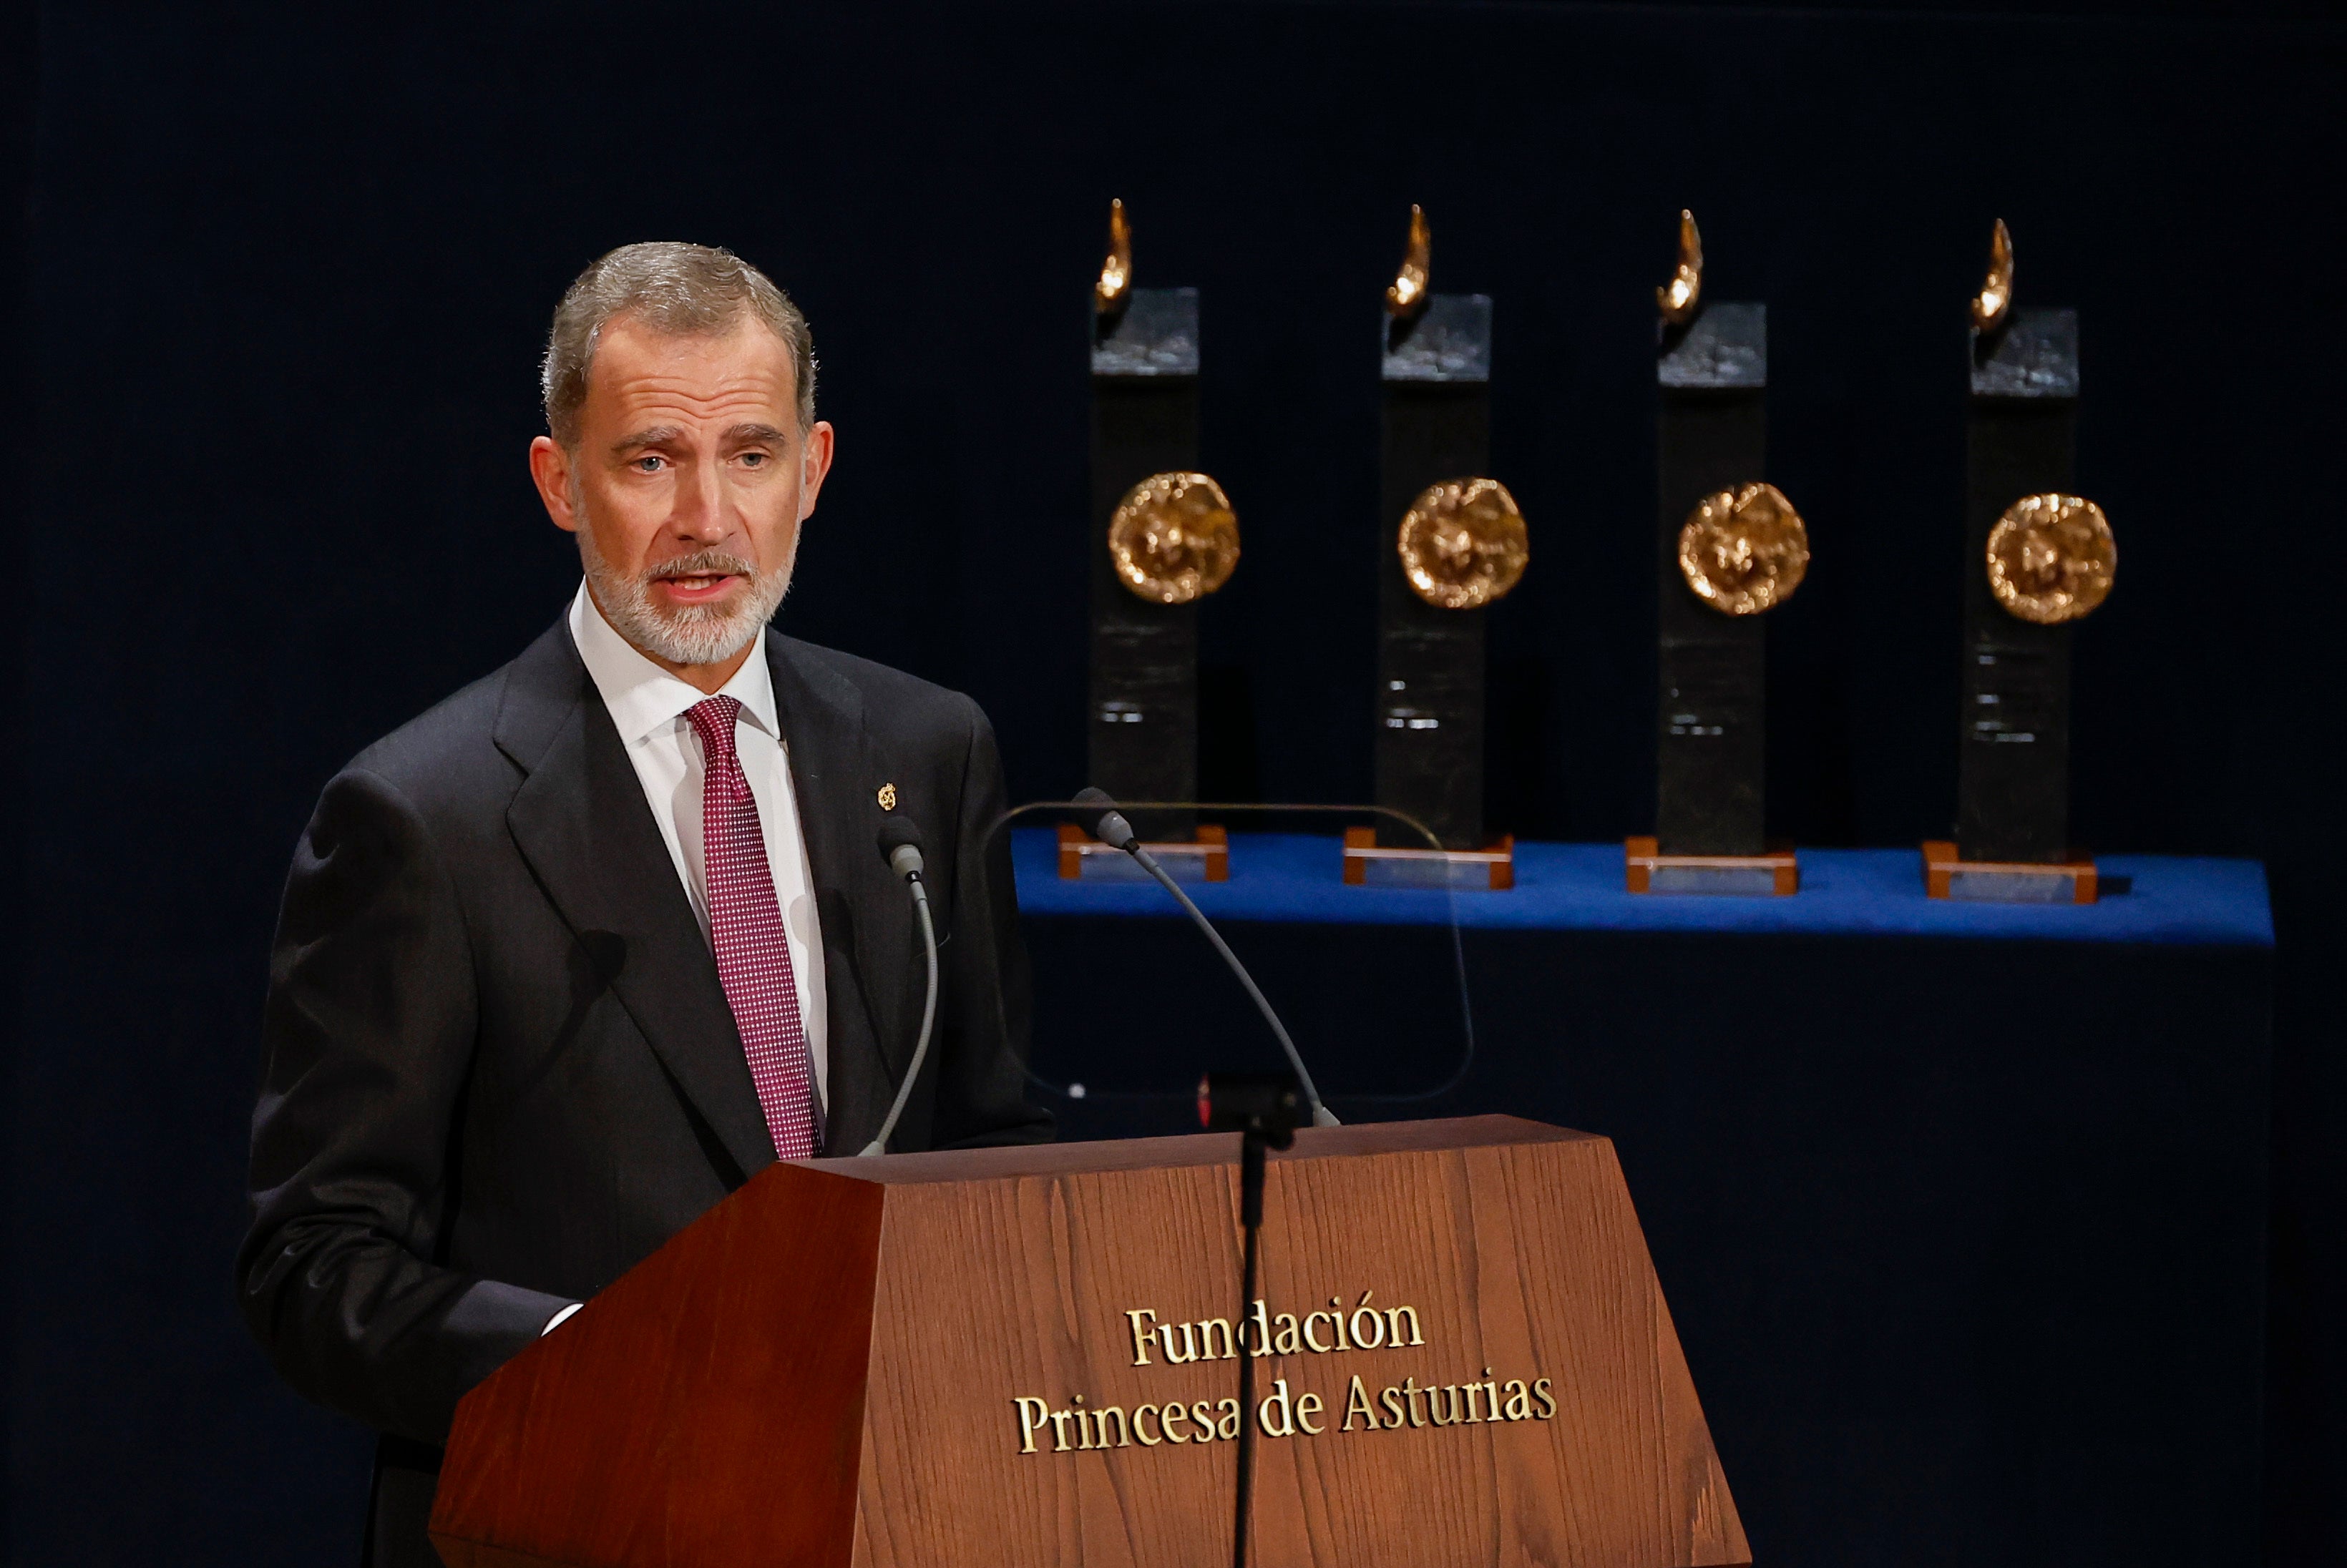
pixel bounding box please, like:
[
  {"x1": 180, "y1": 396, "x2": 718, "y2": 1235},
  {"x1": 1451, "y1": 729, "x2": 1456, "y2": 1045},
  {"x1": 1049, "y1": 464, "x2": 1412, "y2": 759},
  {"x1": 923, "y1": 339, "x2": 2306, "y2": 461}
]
[
  {"x1": 1232, "y1": 1127, "x2": 1268, "y2": 1568},
  {"x1": 1199, "y1": 1073, "x2": 1299, "y2": 1568},
  {"x1": 1078, "y1": 790, "x2": 1322, "y2": 1564},
  {"x1": 1072, "y1": 788, "x2": 1337, "y2": 1127},
  {"x1": 861, "y1": 820, "x2": 940, "y2": 1157}
]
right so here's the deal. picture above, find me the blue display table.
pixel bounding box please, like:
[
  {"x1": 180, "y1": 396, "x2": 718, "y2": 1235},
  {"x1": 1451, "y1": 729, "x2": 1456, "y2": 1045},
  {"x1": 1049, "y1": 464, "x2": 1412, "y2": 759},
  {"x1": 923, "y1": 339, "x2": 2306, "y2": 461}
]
[
  {"x1": 1015, "y1": 830, "x2": 2274, "y2": 1568},
  {"x1": 1013, "y1": 828, "x2": 2273, "y2": 944}
]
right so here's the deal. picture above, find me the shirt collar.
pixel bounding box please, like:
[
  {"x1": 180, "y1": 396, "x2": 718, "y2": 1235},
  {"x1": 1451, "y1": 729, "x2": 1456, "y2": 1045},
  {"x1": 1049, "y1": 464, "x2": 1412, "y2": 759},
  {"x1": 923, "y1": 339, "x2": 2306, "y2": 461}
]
[{"x1": 567, "y1": 580, "x2": 780, "y2": 746}]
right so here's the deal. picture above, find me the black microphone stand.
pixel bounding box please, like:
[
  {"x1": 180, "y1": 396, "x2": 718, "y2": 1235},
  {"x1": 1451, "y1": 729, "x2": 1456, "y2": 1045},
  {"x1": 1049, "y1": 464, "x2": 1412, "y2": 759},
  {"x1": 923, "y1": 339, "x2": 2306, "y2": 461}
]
[
  {"x1": 1233, "y1": 1127, "x2": 1267, "y2": 1568},
  {"x1": 1200, "y1": 1072, "x2": 1299, "y2": 1568}
]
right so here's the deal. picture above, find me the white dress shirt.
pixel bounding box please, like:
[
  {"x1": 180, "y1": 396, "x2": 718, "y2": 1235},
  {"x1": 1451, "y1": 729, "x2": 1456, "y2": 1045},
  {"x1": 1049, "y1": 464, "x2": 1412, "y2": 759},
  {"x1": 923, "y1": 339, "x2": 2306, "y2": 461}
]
[{"x1": 567, "y1": 582, "x2": 829, "y2": 1109}]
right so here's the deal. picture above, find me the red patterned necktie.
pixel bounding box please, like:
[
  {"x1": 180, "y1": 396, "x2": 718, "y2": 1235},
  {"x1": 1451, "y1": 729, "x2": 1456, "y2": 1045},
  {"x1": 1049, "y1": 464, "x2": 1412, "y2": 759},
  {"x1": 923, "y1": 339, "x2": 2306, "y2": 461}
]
[{"x1": 686, "y1": 696, "x2": 817, "y2": 1159}]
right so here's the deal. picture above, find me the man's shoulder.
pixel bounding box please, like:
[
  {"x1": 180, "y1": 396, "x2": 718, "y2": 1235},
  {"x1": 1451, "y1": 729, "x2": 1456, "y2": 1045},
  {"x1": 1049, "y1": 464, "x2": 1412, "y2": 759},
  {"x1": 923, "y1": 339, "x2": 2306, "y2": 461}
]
[
  {"x1": 338, "y1": 669, "x2": 514, "y2": 818},
  {"x1": 768, "y1": 634, "x2": 986, "y2": 744},
  {"x1": 342, "y1": 624, "x2": 569, "y2": 808}
]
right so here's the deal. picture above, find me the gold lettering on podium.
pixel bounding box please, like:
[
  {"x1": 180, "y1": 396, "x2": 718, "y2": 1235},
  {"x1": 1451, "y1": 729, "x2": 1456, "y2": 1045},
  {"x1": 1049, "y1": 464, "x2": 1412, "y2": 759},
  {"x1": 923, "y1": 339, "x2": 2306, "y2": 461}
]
[
  {"x1": 1014, "y1": 1289, "x2": 1555, "y2": 1454},
  {"x1": 1014, "y1": 1396, "x2": 1049, "y2": 1454}
]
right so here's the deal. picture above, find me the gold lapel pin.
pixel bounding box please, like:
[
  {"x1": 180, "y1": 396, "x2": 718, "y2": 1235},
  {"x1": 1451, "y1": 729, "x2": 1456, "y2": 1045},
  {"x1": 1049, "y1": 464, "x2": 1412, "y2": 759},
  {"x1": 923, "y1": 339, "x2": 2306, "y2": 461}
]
[{"x1": 877, "y1": 783, "x2": 899, "y2": 811}]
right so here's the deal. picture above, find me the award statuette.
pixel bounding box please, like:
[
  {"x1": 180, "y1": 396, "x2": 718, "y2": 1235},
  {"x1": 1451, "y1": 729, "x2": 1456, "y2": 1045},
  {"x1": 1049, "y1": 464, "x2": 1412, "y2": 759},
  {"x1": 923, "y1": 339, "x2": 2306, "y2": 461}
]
[
  {"x1": 1068, "y1": 200, "x2": 1235, "y2": 882},
  {"x1": 1628, "y1": 212, "x2": 1805, "y2": 895},
  {"x1": 1924, "y1": 221, "x2": 2115, "y2": 902},
  {"x1": 1343, "y1": 206, "x2": 1525, "y2": 891}
]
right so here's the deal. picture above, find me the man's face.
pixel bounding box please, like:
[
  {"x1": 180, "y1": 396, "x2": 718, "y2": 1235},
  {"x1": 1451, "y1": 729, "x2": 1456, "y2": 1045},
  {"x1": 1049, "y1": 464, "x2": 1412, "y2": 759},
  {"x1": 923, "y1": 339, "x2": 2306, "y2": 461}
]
[{"x1": 530, "y1": 315, "x2": 834, "y2": 680}]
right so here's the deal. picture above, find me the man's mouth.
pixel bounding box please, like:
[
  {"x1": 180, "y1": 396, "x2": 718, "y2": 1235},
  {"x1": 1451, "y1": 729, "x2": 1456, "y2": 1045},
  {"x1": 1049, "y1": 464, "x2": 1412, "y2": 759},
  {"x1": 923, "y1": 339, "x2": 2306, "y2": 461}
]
[{"x1": 650, "y1": 572, "x2": 742, "y2": 603}]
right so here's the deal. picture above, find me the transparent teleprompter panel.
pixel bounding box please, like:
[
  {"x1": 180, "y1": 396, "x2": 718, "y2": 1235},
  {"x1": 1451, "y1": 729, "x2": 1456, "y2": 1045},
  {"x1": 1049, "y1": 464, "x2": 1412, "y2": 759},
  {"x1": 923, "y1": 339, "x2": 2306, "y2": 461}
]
[{"x1": 985, "y1": 802, "x2": 1479, "y2": 1144}]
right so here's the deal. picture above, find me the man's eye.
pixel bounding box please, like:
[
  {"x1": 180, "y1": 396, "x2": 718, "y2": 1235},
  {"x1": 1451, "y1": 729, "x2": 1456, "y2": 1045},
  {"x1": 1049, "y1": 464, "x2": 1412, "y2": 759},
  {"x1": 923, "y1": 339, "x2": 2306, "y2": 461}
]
[
  {"x1": 633, "y1": 456, "x2": 666, "y2": 473},
  {"x1": 739, "y1": 451, "x2": 768, "y2": 468}
]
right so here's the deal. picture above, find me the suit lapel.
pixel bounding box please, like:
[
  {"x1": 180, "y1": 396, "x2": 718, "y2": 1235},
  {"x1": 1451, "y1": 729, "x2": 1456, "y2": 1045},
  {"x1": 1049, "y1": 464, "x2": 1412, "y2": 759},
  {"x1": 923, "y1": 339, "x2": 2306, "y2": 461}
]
[
  {"x1": 766, "y1": 636, "x2": 915, "y2": 1152},
  {"x1": 494, "y1": 622, "x2": 776, "y2": 1183}
]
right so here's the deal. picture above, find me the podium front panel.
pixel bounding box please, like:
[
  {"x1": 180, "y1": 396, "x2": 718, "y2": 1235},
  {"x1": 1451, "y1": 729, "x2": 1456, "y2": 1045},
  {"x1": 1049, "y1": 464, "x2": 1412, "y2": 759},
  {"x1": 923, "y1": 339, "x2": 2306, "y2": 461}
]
[{"x1": 434, "y1": 1117, "x2": 1748, "y2": 1568}]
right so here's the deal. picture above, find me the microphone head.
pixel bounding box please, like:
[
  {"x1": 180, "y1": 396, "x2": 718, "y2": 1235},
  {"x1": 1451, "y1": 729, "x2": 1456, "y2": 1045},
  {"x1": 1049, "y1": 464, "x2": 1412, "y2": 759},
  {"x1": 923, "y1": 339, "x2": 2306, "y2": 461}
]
[
  {"x1": 1072, "y1": 786, "x2": 1139, "y2": 852},
  {"x1": 877, "y1": 816, "x2": 925, "y2": 879}
]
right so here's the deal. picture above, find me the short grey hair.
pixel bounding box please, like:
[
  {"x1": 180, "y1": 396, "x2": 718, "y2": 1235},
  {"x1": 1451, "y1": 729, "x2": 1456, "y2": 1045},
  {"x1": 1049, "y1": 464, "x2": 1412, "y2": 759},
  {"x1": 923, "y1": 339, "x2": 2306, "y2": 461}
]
[{"x1": 541, "y1": 241, "x2": 816, "y2": 447}]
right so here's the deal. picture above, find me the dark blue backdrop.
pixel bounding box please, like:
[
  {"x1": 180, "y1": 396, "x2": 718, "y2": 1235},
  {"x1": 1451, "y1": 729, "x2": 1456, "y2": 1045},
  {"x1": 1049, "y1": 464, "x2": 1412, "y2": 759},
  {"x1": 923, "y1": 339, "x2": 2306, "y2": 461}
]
[{"x1": 4, "y1": 2, "x2": 2340, "y2": 1563}]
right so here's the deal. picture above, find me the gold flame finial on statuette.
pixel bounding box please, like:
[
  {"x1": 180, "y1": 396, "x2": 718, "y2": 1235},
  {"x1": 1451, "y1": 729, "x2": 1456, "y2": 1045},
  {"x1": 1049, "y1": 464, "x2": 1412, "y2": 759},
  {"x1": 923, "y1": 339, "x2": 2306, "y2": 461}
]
[
  {"x1": 1657, "y1": 209, "x2": 1703, "y2": 325},
  {"x1": 1386, "y1": 204, "x2": 1431, "y2": 320},
  {"x1": 1096, "y1": 198, "x2": 1133, "y2": 317},
  {"x1": 1971, "y1": 218, "x2": 2014, "y2": 332}
]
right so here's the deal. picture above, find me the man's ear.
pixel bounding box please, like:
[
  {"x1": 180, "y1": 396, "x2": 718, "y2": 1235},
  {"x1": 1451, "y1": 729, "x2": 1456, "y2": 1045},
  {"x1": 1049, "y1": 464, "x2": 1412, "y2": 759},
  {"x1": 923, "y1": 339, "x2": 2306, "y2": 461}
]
[
  {"x1": 530, "y1": 435, "x2": 582, "y2": 534},
  {"x1": 797, "y1": 421, "x2": 836, "y2": 521}
]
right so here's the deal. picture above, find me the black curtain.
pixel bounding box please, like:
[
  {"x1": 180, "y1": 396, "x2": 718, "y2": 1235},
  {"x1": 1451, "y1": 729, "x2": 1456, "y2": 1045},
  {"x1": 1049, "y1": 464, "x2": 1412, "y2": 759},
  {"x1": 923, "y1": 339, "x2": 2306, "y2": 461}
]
[{"x1": 6, "y1": 2, "x2": 2341, "y2": 1562}]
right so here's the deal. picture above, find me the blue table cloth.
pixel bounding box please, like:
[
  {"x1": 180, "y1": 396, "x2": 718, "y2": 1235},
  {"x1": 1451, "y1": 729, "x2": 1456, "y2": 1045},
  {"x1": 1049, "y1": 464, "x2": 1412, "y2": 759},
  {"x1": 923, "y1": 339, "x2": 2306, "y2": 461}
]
[{"x1": 1013, "y1": 829, "x2": 2273, "y2": 946}]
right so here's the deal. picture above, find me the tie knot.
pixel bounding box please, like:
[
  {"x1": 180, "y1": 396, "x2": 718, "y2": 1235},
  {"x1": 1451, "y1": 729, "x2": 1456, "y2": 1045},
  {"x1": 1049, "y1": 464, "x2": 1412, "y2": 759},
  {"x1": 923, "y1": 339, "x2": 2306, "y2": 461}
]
[{"x1": 687, "y1": 695, "x2": 745, "y2": 765}]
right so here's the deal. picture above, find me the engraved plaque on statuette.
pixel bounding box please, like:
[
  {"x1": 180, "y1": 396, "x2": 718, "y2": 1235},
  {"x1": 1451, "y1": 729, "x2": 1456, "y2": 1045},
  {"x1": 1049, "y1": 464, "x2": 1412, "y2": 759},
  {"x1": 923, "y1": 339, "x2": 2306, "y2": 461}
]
[
  {"x1": 1093, "y1": 288, "x2": 1200, "y2": 378},
  {"x1": 1971, "y1": 308, "x2": 2079, "y2": 399},
  {"x1": 1657, "y1": 301, "x2": 1767, "y2": 390},
  {"x1": 1382, "y1": 293, "x2": 1493, "y2": 383}
]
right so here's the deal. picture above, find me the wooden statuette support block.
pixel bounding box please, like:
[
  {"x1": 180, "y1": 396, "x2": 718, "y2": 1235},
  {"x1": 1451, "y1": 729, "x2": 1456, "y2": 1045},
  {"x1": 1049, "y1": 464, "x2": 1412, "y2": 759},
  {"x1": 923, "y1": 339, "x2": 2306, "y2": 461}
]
[
  {"x1": 1342, "y1": 825, "x2": 1515, "y2": 890},
  {"x1": 1624, "y1": 836, "x2": 1797, "y2": 896},
  {"x1": 1923, "y1": 838, "x2": 2097, "y2": 904},
  {"x1": 430, "y1": 1117, "x2": 1748, "y2": 1568},
  {"x1": 1057, "y1": 820, "x2": 1229, "y2": 883}
]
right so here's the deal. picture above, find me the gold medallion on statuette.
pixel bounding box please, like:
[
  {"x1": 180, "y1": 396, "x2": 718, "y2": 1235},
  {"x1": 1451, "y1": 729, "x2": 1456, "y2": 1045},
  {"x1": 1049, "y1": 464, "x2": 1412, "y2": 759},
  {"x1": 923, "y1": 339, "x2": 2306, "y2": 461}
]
[
  {"x1": 1677, "y1": 483, "x2": 1809, "y2": 616},
  {"x1": 1986, "y1": 494, "x2": 2115, "y2": 624},
  {"x1": 1108, "y1": 472, "x2": 1241, "y2": 605},
  {"x1": 1397, "y1": 479, "x2": 1529, "y2": 610}
]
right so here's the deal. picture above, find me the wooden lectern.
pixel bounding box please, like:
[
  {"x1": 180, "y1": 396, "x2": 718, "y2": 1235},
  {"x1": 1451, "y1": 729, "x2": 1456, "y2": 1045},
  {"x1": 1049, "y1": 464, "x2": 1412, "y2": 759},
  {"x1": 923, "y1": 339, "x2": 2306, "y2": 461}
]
[{"x1": 430, "y1": 1116, "x2": 1748, "y2": 1567}]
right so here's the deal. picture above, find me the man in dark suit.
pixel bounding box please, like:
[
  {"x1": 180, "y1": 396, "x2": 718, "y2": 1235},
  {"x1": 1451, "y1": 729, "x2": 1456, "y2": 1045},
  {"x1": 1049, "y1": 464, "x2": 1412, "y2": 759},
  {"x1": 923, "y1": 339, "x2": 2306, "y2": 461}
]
[{"x1": 238, "y1": 242, "x2": 1050, "y2": 1566}]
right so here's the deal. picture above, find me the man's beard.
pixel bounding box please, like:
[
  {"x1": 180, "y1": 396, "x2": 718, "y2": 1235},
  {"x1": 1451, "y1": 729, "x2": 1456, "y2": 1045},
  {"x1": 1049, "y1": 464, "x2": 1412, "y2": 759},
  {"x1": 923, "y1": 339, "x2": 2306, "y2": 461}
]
[{"x1": 577, "y1": 517, "x2": 796, "y2": 670}]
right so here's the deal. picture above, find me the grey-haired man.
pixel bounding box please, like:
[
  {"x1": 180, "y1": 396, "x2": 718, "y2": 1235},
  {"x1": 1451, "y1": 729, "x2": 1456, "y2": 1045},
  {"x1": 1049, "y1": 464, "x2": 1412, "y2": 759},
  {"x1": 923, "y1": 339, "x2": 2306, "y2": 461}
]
[{"x1": 238, "y1": 242, "x2": 1050, "y2": 1565}]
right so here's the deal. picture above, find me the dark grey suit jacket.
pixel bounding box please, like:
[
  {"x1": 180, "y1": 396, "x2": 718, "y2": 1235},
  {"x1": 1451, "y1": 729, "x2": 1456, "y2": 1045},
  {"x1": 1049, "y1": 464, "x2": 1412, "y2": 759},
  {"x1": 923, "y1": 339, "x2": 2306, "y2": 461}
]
[{"x1": 238, "y1": 618, "x2": 1050, "y2": 1564}]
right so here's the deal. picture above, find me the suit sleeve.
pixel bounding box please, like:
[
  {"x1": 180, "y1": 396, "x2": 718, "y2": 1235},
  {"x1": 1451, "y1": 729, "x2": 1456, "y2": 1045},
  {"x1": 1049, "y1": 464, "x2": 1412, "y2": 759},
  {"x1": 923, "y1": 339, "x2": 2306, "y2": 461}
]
[
  {"x1": 237, "y1": 766, "x2": 572, "y2": 1443},
  {"x1": 926, "y1": 699, "x2": 1055, "y2": 1150}
]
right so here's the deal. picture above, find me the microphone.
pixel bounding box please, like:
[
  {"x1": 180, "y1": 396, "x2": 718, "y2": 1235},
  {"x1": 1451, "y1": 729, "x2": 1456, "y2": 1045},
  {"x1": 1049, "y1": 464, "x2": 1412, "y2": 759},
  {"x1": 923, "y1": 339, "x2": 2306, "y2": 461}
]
[
  {"x1": 859, "y1": 815, "x2": 940, "y2": 1157},
  {"x1": 879, "y1": 815, "x2": 926, "y2": 881},
  {"x1": 1070, "y1": 785, "x2": 1138, "y2": 852},
  {"x1": 1072, "y1": 788, "x2": 1337, "y2": 1127}
]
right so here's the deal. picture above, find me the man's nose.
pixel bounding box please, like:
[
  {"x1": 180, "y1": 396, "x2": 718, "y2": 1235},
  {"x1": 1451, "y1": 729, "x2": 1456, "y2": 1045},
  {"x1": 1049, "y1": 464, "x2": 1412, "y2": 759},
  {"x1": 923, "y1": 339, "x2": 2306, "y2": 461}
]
[{"x1": 671, "y1": 459, "x2": 729, "y2": 540}]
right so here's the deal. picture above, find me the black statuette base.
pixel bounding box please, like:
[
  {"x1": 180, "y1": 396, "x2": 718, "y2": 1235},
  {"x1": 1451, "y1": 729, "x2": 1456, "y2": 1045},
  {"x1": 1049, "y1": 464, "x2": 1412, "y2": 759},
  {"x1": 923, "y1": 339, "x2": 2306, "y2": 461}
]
[
  {"x1": 1656, "y1": 626, "x2": 1766, "y2": 856},
  {"x1": 1655, "y1": 302, "x2": 1768, "y2": 858},
  {"x1": 1958, "y1": 308, "x2": 2078, "y2": 864},
  {"x1": 1375, "y1": 298, "x2": 1493, "y2": 851},
  {"x1": 1377, "y1": 615, "x2": 1487, "y2": 850},
  {"x1": 1089, "y1": 288, "x2": 1201, "y2": 842},
  {"x1": 1088, "y1": 608, "x2": 1198, "y2": 833}
]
